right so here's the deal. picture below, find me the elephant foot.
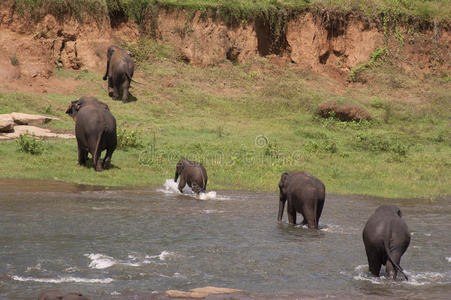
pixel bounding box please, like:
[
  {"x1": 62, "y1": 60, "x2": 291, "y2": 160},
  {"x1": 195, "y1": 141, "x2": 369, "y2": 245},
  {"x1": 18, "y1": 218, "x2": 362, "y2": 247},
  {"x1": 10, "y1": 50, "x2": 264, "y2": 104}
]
[{"x1": 108, "y1": 88, "x2": 114, "y2": 97}]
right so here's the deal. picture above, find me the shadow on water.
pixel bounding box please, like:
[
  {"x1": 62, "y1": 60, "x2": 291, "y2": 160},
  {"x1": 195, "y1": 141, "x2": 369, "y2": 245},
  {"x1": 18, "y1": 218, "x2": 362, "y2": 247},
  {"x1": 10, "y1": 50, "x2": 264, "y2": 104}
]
[{"x1": 0, "y1": 179, "x2": 450, "y2": 299}]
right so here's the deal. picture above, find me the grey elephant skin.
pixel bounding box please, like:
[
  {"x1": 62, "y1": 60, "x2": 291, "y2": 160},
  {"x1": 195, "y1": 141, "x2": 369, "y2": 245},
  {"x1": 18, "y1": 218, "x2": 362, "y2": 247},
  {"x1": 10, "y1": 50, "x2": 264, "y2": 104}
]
[
  {"x1": 103, "y1": 45, "x2": 135, "y2": 102},
  {"x1": 65, "y1": 96, "x2": 117, "y2": 171},
  {"x1": 38, "y1": 290, "x2": 92, "y2": 300},
  {"x1": 278, "y1": 171, "x2": 325, "y2": 229},
  {"x1": 174, "y1": 158, "x2": 208, "y2": 194},
  {"x1": 362, "y1": 205, "x2": 410, "y2": 280}
]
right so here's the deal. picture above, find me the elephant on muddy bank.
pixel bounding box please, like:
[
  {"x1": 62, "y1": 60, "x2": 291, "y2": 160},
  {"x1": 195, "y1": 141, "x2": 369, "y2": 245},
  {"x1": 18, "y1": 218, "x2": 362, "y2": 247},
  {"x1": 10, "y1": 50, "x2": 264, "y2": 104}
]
[
  {"x1": 103, "y1": 45, "x2": 135, "y2": 102},
  {"x1": 277, "y1": 171, "x2": 325, "y2": 229},
  {"x1": 362, "y1": 205, "x2": 410, "y2": 280},
  {"x1": 65, "y1": 96, "x2": 117, "y2": 171},
  {"x1": 174, "y1": 158, "x2": 208, "y2": 194}
]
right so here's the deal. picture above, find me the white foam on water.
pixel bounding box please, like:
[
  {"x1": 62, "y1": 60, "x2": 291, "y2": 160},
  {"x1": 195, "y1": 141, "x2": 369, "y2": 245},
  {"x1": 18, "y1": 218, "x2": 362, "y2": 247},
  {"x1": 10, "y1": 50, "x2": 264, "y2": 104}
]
[
  {"x1": 405, "y1": 271, "x2": 451, "y2": 286},
  {"x1": 350, "y1": 264, "x2": 451, "y2": 286},
  {"x1": 424, "y1": 233, "x2": 432, "y2": 236},
  {"x1": 26, "y1": 263, "x2": 43, "y2": 272},
  {"x1": 202, "y1": 209, "x2": 224, "y2": 214},
  {"x1": 157, "y1": 179, "x2": 224, "y2": 200},
  {"x1": 198, "y1": 191, "x2": 217, "y2": 200},
  {"x1": 320, "y1": 223, "x2": 346, "y2": 234},
  {"x1": 146, "y1": 250, "x2": 179, "y2": 261},
  {"x1": 85, "y1": 253, "x2": 116, "y2": 269},
  {"x1": 11, "y1": 275, "x2": 113, "y2": 284},
  {"x1": 446, "y1": 257, "x2": 451, "y2": 263}
]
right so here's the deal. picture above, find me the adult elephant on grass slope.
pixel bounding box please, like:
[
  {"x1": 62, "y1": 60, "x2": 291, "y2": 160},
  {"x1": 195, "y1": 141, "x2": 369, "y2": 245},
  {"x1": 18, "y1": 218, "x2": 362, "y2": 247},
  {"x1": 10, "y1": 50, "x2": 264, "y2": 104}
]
[
  {"x1": 363, "y1": 205, "x2": 410, "y2": 280},
  {"x1": 65, "y1": 96, "x2": 117, "y2": 171},
  {"x1": 103, "y1": 45, "x2": 135, "y2": 103},
  {"x1": 278, "y1": 171, "x2": 325, "y2": 229}
]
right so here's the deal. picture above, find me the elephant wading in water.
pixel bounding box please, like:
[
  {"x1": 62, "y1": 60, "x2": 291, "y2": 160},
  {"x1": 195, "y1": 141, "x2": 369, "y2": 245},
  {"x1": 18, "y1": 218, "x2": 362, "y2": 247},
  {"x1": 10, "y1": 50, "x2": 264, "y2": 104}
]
[
  {"x1": 65, "y1": 96, "x2": 117, "y2": 171},
  {"x1": 278, "y1": 171, "x2": 325, "y2": 229},
  {"x1": 174, "y1": 158, "x2": 208, "y2": 194},
  {"x1": 362, "y1": 205, "x2": 410, "y2": 280},
  {"x1": 103, "y1": 45, "x2": 135, "y2": 102}
]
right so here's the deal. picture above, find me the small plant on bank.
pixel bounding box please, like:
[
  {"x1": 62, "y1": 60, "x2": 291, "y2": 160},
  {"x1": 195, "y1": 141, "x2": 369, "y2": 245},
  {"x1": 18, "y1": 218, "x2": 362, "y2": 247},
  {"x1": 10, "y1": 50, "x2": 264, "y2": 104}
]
[
  {"x1": 16, "y1": 134, "x2": 45, "y2": 155},
  {"x1": 349, "y1": 47, "x2": 388, "y2": 82},
  {"x1": 10, "y1": 54, "x2": 19, "y2": 66},
  {"x1": 117, "y1": 128, "x2": 143, "y2": 150}
]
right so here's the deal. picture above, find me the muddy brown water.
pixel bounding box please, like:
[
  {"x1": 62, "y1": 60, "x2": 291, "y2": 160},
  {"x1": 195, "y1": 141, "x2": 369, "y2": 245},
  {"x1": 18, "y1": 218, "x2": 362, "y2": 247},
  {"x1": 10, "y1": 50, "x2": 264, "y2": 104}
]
[{"x1": 0, "y1": 179, "x2": 450, "y2": 299}]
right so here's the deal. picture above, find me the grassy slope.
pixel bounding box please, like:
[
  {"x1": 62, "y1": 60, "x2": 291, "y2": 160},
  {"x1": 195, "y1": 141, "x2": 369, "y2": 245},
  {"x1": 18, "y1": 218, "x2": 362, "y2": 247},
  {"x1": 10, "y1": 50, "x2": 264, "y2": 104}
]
[
  {"x1": 11, "y1": 0, "x2": 451, "y2": 23},
  {"x1": 0, "y1": 40, "x2": 449, "y2": 198}
]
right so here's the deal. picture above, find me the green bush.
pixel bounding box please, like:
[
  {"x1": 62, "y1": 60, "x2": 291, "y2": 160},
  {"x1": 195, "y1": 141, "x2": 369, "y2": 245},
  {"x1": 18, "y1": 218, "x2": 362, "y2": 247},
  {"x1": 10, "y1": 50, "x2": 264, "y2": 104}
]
[
  {"x1": 356, "y1": 133, "x2": 408, "y2": 156},
  {"x1": 117, "y1": 128, "x2": 142, "y2": 150},
  {"x1": 16, "y1": 134, "x2": 45, "y2": 155}
]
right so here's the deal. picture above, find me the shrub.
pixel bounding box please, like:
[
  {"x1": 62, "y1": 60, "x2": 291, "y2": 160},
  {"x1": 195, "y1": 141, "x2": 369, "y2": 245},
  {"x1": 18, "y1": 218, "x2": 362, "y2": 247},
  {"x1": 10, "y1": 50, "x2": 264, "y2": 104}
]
[
  {"x1": 10, "y1": 55, "x2": 19, "y2": 66},
  {"x1": 356, "y1": 133, "x2": 408, "y2": 156},
  {"x1": 117, "y1": 128, "x2": 142, "y2": 150},
  {"x1": 16, "y1": 134, "x2": 45, "y2": 155}
]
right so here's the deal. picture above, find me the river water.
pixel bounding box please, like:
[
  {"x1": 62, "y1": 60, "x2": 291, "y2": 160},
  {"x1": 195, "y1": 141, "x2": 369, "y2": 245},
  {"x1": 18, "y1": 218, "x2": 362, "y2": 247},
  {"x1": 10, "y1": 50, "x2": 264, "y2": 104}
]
[{"x1": 0, "y1": 179, "x2": 450, "y2": 299}]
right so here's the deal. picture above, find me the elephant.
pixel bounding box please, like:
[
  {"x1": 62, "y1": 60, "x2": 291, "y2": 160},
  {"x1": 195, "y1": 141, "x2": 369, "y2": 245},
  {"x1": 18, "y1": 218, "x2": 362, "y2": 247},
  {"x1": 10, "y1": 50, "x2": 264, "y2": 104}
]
[
  {"x1": 38, "y1": 290, "x2": 92, "y2": 300},
  {"x1": 38, "y1": 290, "x2": 64, "y2": 300},
  {"x1": 103, "y1": 45, "x2": 135, "y2": 102},
  {"x1": 174, "y1": 158, "x2": 208, "y2": 194},
  {"x1": 278, "y1": 171, "x2": 325, "y2": 229},
  {"x1": 65, "y1": 96, "x2": 117, "y2": 171},
  {"x1": 362, "y1": 205, "x2": 410, "y2": 280}
]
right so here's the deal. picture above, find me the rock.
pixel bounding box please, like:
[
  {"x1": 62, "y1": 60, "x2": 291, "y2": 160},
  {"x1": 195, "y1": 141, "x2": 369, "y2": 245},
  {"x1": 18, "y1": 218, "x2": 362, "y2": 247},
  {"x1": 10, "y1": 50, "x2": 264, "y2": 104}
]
[
  {"x1": 166, "y1": 286, "x2": 243, "y2": 298},
  {"x1": 10, "y1": 112, "x2": 60, "y2": 125},
  {"x1": 0, "y1": 125, "x2": 74, "y2": 140},
  {"x1": 317, "y1": 101, "x2": 372, "y2": 122},
  {"x1": 0, "y1": 114, "x2": 15, "y2": 132}
]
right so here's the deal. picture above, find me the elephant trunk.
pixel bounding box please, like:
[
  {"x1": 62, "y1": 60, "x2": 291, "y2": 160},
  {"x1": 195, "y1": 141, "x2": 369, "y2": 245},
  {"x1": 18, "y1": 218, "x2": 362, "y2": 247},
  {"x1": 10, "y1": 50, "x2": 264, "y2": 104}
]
[
  {"x1": 278, "y1": 195, "x2": 285, "y2": 222},
  {"x1": 174, "y1": 171, "x2": 179, "y2": 183}
]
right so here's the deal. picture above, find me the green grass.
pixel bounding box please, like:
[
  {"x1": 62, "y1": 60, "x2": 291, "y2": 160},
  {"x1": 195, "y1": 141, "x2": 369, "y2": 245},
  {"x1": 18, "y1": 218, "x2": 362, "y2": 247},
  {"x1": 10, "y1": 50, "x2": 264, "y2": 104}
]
[
  {"x1": 9, "y1": 0, "x2": 451, "y2": 25},
  {"x1": 0, "y1": 39, "x2": 449, "y2": 199}
]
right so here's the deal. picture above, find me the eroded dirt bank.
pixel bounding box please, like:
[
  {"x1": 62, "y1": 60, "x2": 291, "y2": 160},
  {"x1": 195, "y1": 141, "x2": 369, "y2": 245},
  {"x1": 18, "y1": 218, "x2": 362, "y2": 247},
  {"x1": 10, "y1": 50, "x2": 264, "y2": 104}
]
[{"x1": 0, "y1": 2, "x2": 449, "y2": 86}]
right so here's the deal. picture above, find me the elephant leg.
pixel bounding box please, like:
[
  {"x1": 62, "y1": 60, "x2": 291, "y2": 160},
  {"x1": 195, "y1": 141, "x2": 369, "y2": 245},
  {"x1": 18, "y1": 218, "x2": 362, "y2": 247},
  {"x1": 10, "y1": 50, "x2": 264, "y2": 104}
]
[
  {"x1": 102, "y1": 148, "x2": 114, "y2": 169},
  {"x1": 107, "y1": 77, "x2": 114, "y2": 98},
  {"x1": 178, "y1": 177, "x2": 186, "y2": 193},
  {"x1": 121, "y1": 80, "x2": 130, "y2": 103},
  {"x1": 367, "y1": 250, "x2": 382, "y2": 277},
  {"x1": 78, "y1": 147, "x2": 88, "y2": 165},
  {"x1": 316, "y1": 197, "x2": 325, "y2": 225},
  {"x1": 386, "y1": 250, "x2": 403, "y2": 279},
  {"x1": 287, "y1": 198, "x2": 297, "y2": 224},
  {"x1": 302, "y1": 203, "x2": 318, "y2": 229}
]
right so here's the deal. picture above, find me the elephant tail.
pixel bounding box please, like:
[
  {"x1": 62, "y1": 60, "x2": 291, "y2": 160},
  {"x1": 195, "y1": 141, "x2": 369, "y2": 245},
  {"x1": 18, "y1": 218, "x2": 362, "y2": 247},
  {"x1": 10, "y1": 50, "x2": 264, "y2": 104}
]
[
  {"x1": 125, "y1": 71, "x2": 144, "y2": 85},
  {"x1": 93, "y1": 128, "x2": 105, "y2": 170},
  {"x1": 384, "y1": 240, "x2": 409, "y2": 280}
]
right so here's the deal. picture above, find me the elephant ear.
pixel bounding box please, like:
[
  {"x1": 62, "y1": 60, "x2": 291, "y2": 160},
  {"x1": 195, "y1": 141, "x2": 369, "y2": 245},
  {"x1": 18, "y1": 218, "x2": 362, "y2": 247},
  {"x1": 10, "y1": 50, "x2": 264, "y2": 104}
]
[{"x1": 279, "y1": 172, "x2": 289, "y2": 189}]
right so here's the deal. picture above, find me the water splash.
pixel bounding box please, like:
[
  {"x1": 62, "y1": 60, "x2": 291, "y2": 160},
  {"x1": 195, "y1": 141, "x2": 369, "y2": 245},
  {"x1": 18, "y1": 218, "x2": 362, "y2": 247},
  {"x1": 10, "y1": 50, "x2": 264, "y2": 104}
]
[
  {"x1": 157, "y1": 179, "x2": 220, "y2": 200},
  {"x1": 349, "y1": 264, "x2": 451, "y2": 286},
  {"x1": 11, "y1": 275, "x2": 113, "y2": 284},
  {"x1": 85, "y1": 253, "x2": 116, "y2": 269}
]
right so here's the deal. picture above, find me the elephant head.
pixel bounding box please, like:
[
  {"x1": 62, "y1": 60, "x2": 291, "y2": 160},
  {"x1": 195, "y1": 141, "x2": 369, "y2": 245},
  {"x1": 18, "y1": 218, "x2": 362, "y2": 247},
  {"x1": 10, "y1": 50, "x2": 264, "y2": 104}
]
[
  {"x1": 66, "y1": 97, "x2": 110, "y2": 120},
  {"x1": 65, "y1": 100, "x2": 82, "y2": 120},
  {"x1": 375, "y1": 205, "x2": 402, "y2": 217},
  {"x1": 277, "y1": 171, "x2": 289, "y2": 222},
  {"x1": 174, "y1": 158, "x2": 187, "y2": 182}
]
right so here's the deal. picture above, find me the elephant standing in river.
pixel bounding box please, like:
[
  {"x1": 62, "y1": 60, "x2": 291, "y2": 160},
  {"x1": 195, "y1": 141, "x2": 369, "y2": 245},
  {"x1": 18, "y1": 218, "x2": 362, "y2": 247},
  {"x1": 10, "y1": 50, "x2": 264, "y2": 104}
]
[
  {"x1": 38, "y1": 290, "x2": 92, "y2": 300},
  {"x1": 103, "y1": 45, "x2": 135, "y2": 102},
  {"x1": 362, "y1": 205, "x2": 410, "y2": 280},
  {"x1": 65, "y1": 96, "x2": 117, "y2": 171},
  {"x1": 278, "y1": 171, "x2": 325, "y2": 229},
  {"x1": 174, "y1": 158, "x2": 208, "y2": 194}
]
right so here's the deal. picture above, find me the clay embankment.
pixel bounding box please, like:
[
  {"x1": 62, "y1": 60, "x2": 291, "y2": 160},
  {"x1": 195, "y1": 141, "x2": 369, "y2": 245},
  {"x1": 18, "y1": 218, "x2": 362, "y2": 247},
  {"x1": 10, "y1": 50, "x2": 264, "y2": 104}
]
[{"x1": 0, "y1": 2, "x2": 449, "y2": 88}]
